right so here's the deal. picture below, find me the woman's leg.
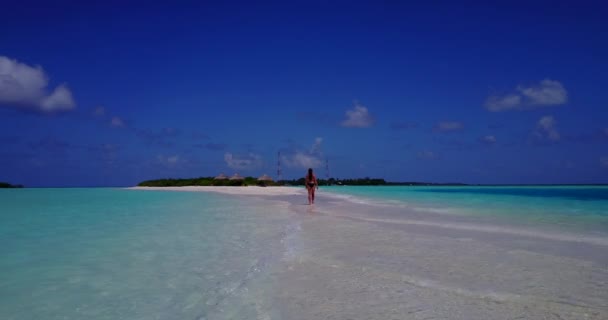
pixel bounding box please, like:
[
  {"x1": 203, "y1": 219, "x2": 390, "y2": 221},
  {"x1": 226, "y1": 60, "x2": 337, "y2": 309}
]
[{"x1": 307, "y1": 187, "x2": 312, "y2": 204}]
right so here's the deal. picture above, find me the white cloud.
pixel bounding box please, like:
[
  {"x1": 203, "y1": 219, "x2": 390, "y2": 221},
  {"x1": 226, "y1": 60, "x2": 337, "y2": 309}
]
[
  {"x1": 40, "y1": 85, "x2": 74, "y2": 111},
  {"x1": 341, "y1": 102, "x2": 374, "y2": 128},
  {"x1": 110, "y1": 117, "x2": 125, "y2": 127},
  {"x1": 535, "y1": 115, "x2": 560, "y2": 141},
  {"x1": 282, "y1": 151, "x2": 323, "y2": 168},
  {"x1": 435, "y1": 121, "x2": 464, "y2": 132},
  {"x1": 604, "y1": 128, "x2": 608, "y2": 137},
  {"x1": 282, "y1": 138, "x2": 324, "y2": 169},
  {"x1": 480, "y1": 135, "x2": 497, "y2": 144},
  {"x1": 311, "y1": 137, "x2": 323, "y2": 154},
  {"x1": 484, "y1": 94, "x2": 522, "y2": 112},
  {"x1": 484, "y1": 79, "x2": 567, "y2": 112},
  {"x1": 224, "y1": 152, "x2": 263, "y2": 171},
  {"x1": 0, "y1": 56, "x2": 75, "y2": 112},
  {"x1": 157, "y1": 155, "x2": 180, "y2": 167},
  {"x1": 601, "y1": 157, "x2": 608, "y2": 168},
  {"x1": 518, "y1": 79, "x2": 567, "y2": 106}
]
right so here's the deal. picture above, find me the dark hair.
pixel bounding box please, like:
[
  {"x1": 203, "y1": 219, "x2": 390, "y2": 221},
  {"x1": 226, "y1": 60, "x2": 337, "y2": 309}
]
[{"x1": 308, "y1": 168, "x2": 313, "y2": 180}]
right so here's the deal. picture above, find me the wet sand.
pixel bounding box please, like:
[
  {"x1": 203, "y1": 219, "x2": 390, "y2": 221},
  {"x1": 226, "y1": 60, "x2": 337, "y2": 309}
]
[{"x1": 132, "y1": 186, "x2": 608, "y2": 319}]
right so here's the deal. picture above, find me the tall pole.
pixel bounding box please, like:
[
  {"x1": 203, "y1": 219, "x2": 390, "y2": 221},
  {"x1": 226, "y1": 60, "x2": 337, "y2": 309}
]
[
  {"x1": 325, "y1": 158, "x2": 329, "y2": 184},
  {"x1": 277, "y1": 151, "x2": 282, "y2": 182}
]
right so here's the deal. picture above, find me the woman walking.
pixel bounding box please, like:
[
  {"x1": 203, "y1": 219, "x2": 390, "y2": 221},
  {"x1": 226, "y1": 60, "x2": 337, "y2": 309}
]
[{"x1": 305, "y1": 168, "x2": 318, "y2": 205}]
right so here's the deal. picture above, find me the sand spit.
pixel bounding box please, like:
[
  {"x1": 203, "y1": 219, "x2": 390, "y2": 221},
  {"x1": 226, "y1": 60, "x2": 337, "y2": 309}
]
[
  {"x1": 129, "y1": 186, "x2": 306, "y2": 196},
  {"x1": 130, "y1": 185, "x2": 608, "y2": 319}
]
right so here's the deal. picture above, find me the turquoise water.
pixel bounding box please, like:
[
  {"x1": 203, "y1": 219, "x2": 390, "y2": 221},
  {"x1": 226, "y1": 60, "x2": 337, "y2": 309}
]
[
  {"x1": 2, "y1": 187, "x2": 608, "y2": 319},
  {"x1": 322, "y1": 185, "x2": 608, "y2": 233},
  {"x1": 0, "y1": 188, "x2": 293, "y2": 319}
]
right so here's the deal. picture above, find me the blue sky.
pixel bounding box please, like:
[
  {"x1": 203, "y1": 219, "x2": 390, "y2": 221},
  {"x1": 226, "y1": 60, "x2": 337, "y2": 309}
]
[{"x1": 1, "y1": 1, "x2": 607, "y2": 186}]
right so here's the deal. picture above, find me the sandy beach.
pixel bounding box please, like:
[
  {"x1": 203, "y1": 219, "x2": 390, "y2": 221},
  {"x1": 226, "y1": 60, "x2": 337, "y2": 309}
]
[
  {"x1": 128, "y1": 186, "x2": 608, "y2": 320},
  {"x1": 130, "y1": 186, "x2": 306, "y2": 196}
]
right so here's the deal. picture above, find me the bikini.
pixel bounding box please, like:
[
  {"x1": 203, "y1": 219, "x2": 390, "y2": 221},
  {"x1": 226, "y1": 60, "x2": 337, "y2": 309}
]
[{"x1": 307, "y1": 176, "x2": 315, "y2": 187}]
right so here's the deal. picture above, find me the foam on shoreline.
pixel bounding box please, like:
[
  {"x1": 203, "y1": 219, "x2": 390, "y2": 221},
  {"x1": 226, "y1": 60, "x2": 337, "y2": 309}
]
[
  {"x1": 5, "y1": 187, "x2": 607, "y2": 319},
  {"x1": 128, "y1": 186, "x2": 608, "y2": 319},
  {"x1": 130, "y1": 186, "x2": 608, "y2": 247}
]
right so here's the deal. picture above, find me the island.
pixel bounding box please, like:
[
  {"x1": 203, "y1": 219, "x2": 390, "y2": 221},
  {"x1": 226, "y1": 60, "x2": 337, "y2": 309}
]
[
  {"x1": 137, "y1": 177, "x2": 467, "y2": 187},
  {"x1": 0, "y1": 182, "x2": 24, "y2": 188}
]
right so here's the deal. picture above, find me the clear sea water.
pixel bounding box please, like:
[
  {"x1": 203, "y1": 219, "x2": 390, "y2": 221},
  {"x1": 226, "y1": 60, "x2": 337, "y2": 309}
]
[
  {"x1": 1, "y1": 186, "x2": 607, "y2": 319},
  {"x1": 0, "y1": 188, "x2": 295, "y2": 319},
  {"x1": 322, "y1": 185, "x2": 608, "y2": 234}
]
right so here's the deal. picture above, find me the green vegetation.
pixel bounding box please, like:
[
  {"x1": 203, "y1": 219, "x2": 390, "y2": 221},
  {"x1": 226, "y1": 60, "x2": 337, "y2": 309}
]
[
  {"x1": 281, "y1": 177, "x2": 387, "y2": 186},
  {"x1": 137, "y1": 177, "x2": 467, "y2": 187},
  {"x1": 0, "y1": 182, "x2": 24, "y2": 188},
  {"x1": 137, "y1": 177, "x2": 277, "y2": 187},
  {"x1": 283, "y1": 177, "x2": 465, "y2": 186}
]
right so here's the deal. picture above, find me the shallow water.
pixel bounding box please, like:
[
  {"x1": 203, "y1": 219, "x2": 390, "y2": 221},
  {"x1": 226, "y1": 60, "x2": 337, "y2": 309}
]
[
  {"x1": 0, "y1": 189, "x2": 294, "y2": 319},
  {"x1": 1, "y1": 187, "x2": 607, "y2": 320},
  {"x1": 322, "y1": 185, "x2": 608, "y2": 234}
]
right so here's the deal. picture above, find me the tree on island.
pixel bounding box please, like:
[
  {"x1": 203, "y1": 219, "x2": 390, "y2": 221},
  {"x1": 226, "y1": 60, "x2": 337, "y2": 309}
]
[
  {"x1": 137, "y1": 176, "x2": 373, "y2": 187},
  {"x1": 137, "y1": 176, "x2": 467, "y2": 187},
  {"x1": 137, "y1": 177, "x2": 278, "y2": 187},
  {"x1": 0, "y1": 182, "x2": 24, "y2": 188}
]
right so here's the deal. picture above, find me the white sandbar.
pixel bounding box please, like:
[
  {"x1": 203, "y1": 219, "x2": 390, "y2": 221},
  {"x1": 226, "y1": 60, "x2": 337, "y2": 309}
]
[
  {"x1": 129, "y1": 185, "x2": 608, "y2": 319},
  {"x1": 129, "y1": 186, "x2": 306, "y2": 196}
]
